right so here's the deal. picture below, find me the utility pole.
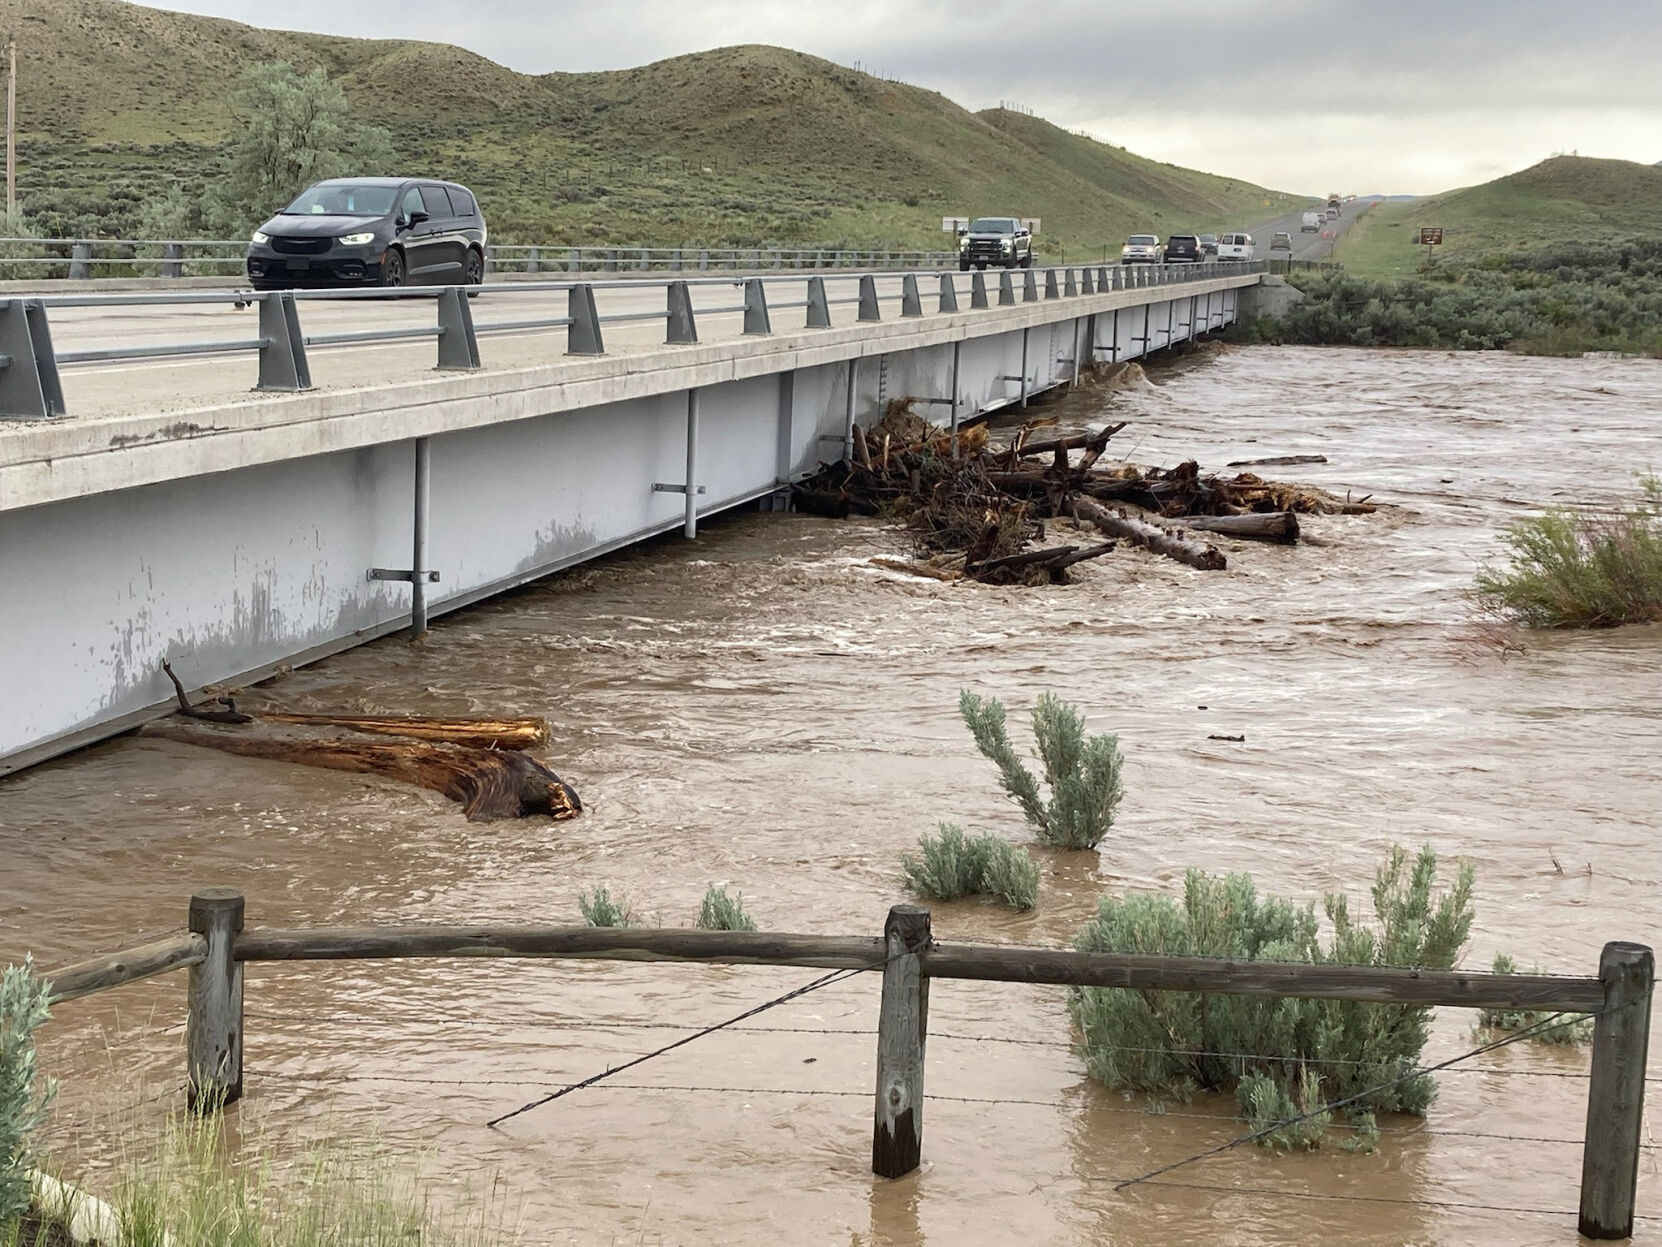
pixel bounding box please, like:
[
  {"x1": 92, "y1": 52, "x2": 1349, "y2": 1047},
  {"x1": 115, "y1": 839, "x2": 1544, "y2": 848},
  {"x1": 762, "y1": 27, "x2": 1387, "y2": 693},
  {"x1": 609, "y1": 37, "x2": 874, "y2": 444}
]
[{"x1": 6, "y1": 39, "x2": 15, "y2": 214}]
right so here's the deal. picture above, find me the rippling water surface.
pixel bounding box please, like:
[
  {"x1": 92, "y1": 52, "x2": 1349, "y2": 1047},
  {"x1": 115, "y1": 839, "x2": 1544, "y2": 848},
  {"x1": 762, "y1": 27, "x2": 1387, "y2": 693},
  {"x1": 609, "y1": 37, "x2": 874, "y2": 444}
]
[{"x1": 3, "y1": 345, "x2": 1660, "y2": 1246}]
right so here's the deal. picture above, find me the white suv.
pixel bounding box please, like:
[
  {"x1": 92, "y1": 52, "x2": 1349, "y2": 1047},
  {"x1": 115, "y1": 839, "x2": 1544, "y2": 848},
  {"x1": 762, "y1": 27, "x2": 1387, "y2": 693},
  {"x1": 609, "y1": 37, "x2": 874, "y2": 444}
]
[{"x1": 1216, "y1": 232, "x2": 1255, "y2": 262}]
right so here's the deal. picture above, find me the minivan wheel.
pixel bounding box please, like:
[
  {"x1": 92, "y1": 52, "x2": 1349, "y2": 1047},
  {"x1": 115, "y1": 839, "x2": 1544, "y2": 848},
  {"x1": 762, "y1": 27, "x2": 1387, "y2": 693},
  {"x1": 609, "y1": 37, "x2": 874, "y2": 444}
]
[
  {"x1": 464, "y1": 249, "x2": 484, "y2": 287},
  {"x1": 379, "y1": 249, "x2": 406, "y2": 288}
]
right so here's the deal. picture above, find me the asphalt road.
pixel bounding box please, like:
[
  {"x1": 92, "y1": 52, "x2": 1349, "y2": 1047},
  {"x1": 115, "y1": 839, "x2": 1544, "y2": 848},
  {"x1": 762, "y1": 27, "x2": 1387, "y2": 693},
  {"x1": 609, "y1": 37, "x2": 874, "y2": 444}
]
[{"x1": 1242, "y1": 199, "x2": 1366, "y2": 262}]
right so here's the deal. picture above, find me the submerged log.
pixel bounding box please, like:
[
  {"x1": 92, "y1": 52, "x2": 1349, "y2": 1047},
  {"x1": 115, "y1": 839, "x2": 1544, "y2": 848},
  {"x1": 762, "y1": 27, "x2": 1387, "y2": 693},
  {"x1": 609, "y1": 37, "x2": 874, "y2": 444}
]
[
  {"x1": 146, "y1": 720, "x2": 581, "y2": 821},
  {"x1": 260, "y1": 713, "x2": 550, "y2": 751},
  {"x1": 1070, "y1": 495, "x2": 1227, "y2": 571},
  {"x1": 1178, "y1": 511, "x2": 1301, "y2": 544}
]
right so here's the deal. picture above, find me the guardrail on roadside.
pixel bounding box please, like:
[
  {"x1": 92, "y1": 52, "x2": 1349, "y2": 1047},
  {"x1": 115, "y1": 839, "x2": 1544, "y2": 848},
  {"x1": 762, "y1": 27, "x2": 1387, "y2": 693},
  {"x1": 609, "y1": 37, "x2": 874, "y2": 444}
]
[
  {"x1": 0, "y1": 237, "x2": 958, "y2": 279},
  {"x1": 40, "y1": 889, "x2": 1653, "y2": 1239},
  {"x1": 0, "y1": 259, "x2": 1266, "y2": 422}
]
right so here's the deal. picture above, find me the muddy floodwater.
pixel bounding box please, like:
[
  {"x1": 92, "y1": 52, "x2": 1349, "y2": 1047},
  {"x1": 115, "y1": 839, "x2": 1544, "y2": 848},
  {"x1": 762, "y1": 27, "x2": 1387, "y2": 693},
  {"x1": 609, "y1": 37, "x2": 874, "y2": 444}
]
[{"x1": 4, "y1": 345, "x2": 1661, "y2": 1246}]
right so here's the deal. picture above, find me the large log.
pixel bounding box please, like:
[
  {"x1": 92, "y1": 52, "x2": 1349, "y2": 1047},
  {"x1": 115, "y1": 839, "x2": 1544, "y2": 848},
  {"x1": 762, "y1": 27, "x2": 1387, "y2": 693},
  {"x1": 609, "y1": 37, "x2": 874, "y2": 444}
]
[
  {"x1": 1178, "y1": 511, "x2": 1301, "y2": 544},
  {"x1": 145, "y1": 720, "x2": 581, "y2": 821},
  {"x1": 1070, "y1": 495, "x2": 1227, "y2": 571},
  {"x1": 261, "y1": 713, "x2": 549, "y2": 751}
]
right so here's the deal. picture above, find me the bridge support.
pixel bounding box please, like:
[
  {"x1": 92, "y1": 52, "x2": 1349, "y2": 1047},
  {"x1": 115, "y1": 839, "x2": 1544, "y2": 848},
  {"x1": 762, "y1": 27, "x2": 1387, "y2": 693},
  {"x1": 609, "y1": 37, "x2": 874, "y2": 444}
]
[
  {"x1": 1019, "y1": 328, "x2": 1030, "y2": 408},
  {"x1": 412, "y1": 437, "x2": 432, "y2": 636},
  {"x1": 843, "y1": 358, "x2": 859, "y2": 461},
  {"x1": 949, "y1": 340, "x2": 962, "y2": 460},
  {"x1": 683, "y1": 390, "x2": 701, "y2": 538}
]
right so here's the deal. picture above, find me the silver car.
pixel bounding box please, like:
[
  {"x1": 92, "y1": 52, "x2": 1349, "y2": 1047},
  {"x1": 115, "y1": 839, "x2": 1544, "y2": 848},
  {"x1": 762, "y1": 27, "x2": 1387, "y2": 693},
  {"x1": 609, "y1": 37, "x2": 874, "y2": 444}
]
[{"x1": 1121, "y1": 233, "x2": 1163, "y2": 264}]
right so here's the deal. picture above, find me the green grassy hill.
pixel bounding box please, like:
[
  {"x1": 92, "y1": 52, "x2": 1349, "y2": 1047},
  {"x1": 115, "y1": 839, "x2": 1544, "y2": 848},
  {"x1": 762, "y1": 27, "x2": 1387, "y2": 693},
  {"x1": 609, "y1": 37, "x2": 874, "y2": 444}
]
[
  {"x1": 1, "y1": 0, "x2": 1301, "y2": 248},
  {"x1": 1336, "y1": 157, "x2": 1662, "y2": 276}
]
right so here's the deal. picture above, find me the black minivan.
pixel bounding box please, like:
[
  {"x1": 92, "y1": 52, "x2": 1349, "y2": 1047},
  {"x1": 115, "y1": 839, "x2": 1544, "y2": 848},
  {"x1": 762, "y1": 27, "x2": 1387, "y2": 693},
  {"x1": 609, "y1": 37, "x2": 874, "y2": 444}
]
[{"x1": 246, "y1": 177, "x2": 487, "y2": 290}]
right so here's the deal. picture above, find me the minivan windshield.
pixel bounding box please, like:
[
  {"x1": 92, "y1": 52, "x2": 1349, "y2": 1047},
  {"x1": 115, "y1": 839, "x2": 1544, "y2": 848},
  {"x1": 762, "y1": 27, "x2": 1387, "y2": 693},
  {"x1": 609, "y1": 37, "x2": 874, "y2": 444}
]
[
  {"x1": 283, "y1": 183, "x2": 399, "y2": 216},
  {"x1": 968, "y1": 218, "x2": 1016, "y2": 234},
  {"x1": 1127, "y1": 235, "x2": 1158, "y2": 245}
]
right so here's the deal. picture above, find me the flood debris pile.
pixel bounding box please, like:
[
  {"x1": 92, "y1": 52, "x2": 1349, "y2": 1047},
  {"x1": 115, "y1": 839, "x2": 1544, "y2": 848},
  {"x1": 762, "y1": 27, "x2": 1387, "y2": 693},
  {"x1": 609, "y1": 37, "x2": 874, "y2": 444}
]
[
  {"x1": 146, "y1": 660, "x2": 581, "y2": 821},
  {"x1": 793, "y1": 400, "x2": 1376, "y2": 583}
]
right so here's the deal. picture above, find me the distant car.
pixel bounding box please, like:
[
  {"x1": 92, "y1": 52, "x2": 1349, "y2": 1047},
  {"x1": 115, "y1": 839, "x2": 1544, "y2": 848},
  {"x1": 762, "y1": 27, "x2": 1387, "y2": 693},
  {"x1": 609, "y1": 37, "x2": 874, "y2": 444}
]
[
  {"x1": 1301, "y1": 211, "x2": 1322, "y2": 232},
  {"x1": 958, "y1": 217, "x2": 1034, "y2": 271},
  {"x1": 1121, "y1": 233, "x2": 1163, "y2": 264},
  {"x1": 1199, "y1": 233, "x2": 1218, "y2": 255},
  {"x1": 1216, "y1": 232, "x2": 1255, "y2": 261},
  {"x1": 1270, "y1": 232, "x2": 1293, "y2": 250},
  {"x1": 1325, "y1": 206, "x2": 1340, "y2": 221},
  {"x1": 246, "y1": 177, "x2": 487, "y2": 290},
  {"x1": 1163, "y1": 234, "x2": 1203, "y2": 263}
]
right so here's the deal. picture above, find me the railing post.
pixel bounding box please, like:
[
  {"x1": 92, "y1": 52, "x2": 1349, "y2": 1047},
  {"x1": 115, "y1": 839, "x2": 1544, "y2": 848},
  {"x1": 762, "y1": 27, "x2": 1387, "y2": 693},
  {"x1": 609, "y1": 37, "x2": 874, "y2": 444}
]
[
  {"x1": 1580, "y1": 942, "x2": 1653, "y2": 1239},
  {"x1": 1023, "y1": 269, "x2": 1039, "y2": 302},
  {"x1": 0, "y1": 297, "x2": 66, "y2": 419},
  {"x1": 526, "y1": 246, "x2": 540, "y2": 275},
  {"x1": 186, "y1": 888, "x2": 244, "y2": 1111},
  {"x1": 567, "y1": 284, "x2": 604, "y2": 355},
  {"x1": 68, "y1": 241, "x2": 92, "y2": 280},
  {"x1": 1044, "y1": 269, "x2": 1060, "y2": 299},
  {"x1": 871, "y1": 904, "x2": 931, "y2": 1179},
  {"x1": 161, "y1": 242, "x2": 183, "y2": 279},
  {"x1": 971, "y1": 272, "x2": 988, "y2": 309},
  {"x1": 743, "y1": 278, "x2": 772, "y2": 334},
  {"x1": 667, "y1": 280, "x2": 698, "y2": 344},
  {"x1": 900, "y1": 273, "x2": 922, "y2": 317},
  {"x1": 435, "y1": 287, "x2": 480, "y2": 370},
  {"x1": 998, "y1": 270, "x2": 1014, "y2": 306},
  {"x1": 1066, "y1": 268, "x2": 1080, "y2": 296},
  {"x1": 256, "y1": 292, "x2": 312, "y2": 392},
  {"x1": 937, "y1": 273, "x2": 958, "y2": 314},
  {"x1": 806, "y1": 276, "x2": 830, "y2": 328},
  {"x1": 858, "y1": 275, "x2": 880, "y2": 322}
]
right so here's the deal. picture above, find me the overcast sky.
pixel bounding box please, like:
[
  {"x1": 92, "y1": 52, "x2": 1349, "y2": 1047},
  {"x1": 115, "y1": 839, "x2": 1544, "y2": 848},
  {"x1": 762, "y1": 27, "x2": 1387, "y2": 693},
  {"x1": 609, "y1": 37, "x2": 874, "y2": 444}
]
[{"x1": 143, "y1": 0, "x2": 1662, "y2": 195}]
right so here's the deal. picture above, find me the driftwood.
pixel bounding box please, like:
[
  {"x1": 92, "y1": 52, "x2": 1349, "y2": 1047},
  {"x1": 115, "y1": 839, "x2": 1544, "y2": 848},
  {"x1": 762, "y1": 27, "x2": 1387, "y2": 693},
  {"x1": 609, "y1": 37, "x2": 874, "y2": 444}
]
[
  {"x1": 1226, "y1": 454, "x2": 1329, "y2": 468},
  {"x1": 1179, "y1": 511, "x2": 1301, "y2": 544},
  {"x1": 146, "y1": 719, "x2": 581, "y2": 822},
  {"x1": 1070, "y1": 495, "x2": 1227, "y2": 571},
  {"x1": 260, "y1": 713, "x2": 549, "y2": 751},
  {"x1": 161, "y1": 658, "x2": 251, "y2": 724},
  {"x1": 966, "y1": 540, "x2": 1117, "y2": 582}
]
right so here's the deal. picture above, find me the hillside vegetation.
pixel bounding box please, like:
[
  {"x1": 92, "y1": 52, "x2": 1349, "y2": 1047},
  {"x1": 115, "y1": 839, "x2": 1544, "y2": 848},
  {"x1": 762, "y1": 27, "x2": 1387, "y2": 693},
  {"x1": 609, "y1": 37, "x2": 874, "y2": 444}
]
[
  {"x1": 1337, "y1": 157, "x2": 1662, "y2": 277},
  {"x1": 0, "y1": 0, "x2": 1300, "y2": 248}
]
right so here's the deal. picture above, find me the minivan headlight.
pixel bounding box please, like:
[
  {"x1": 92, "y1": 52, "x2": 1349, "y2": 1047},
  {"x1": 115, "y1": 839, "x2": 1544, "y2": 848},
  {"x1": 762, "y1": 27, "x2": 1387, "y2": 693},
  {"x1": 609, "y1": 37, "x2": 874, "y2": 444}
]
[
  {"x1": 250, "y1": 230, "x2": 269, "y2": 245},
  {"x1": 337, "y1": 232, "x2": 376, "y2": 246}
]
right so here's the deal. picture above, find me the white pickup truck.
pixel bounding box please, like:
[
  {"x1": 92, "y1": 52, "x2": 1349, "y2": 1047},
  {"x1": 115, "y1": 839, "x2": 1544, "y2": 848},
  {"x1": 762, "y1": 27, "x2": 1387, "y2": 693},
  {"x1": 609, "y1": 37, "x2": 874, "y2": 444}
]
[{"x1": 1301, "y1": 211, "x2": 1321, "y2": 232}]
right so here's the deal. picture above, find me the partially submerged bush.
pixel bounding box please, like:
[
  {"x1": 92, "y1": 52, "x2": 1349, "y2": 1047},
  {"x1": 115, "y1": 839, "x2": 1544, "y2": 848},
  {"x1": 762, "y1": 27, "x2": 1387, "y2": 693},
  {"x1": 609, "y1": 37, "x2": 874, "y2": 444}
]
[
  {"x1": 1477, "y1": 953, "x2": 1594, "y2": 1045},
  {"x1": 1474, "y1": 477, "x2": 1662, "y2": 627},
  {"x1": 900, "y1": 822, "x2": 1039, "y2": 911},
  {"x1": 577, "y1": 887, "x2": 630, "y2": 928},
  {"x1": 1, "y1": 959, "x2": 55, "y2": 1229},
  {"x1": 696, "y1": 885, "x2": 758, "y2": 932},
  {"x1": 1070, "y1": 845, "x2": 1475, "y2": 1150},
  {"x1": 959, "y1": 690, "x2": 1123, "y2": 850}
]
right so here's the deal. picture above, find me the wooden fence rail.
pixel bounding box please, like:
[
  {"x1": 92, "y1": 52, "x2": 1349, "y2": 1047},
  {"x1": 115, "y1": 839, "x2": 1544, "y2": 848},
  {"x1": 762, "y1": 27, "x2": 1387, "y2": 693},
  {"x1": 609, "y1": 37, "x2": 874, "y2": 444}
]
[{"x1": 34, "y1": 890, "x2": 1654, "y2": 1241}]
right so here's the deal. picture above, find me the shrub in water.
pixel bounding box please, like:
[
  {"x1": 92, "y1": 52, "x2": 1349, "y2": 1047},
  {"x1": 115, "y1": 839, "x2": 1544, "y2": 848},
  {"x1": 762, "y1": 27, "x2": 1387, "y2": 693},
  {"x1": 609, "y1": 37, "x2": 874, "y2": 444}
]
[
  {"x1": 959, "y1": 690, "x2": 1123, "y2": 850},
  {"x1": 1473, "y1": 477, "x2": 1662, "y2": 628},
  {"x1": 696, "y1": 885, "x2": 758, "y2": 932},
  {"x1": 577, "y1": 887, "x2": 630, "y2": 928},
  {"x1": 0, "y1": 959, "x2": 55, "y2": 1229},
  {"x1": 1070, "y1": 845, "x2": 1474, "y2": 1150},
  {"x1": 900, "y1": 822, "x2": 1039, "y2": 911},
  {"x1": 1477, "y1": 953, "x2": 1594, "y2": 1045}
]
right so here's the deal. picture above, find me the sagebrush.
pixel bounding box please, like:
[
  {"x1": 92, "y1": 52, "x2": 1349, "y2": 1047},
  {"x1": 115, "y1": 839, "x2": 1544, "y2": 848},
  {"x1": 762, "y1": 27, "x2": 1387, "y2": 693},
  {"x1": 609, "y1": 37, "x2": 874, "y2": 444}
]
[
  {"x1": 577, "y1": 887, "x2": 630, "y2": 928},
  {"x1": 0, "y1": 960, "x2": 55, "y2": 1231},
  {"x1": 1477, "y1": 953, "x2": 1594, "y2": 1045},
  {"x1": 1473, "y1": 477, "x2": 1662, "y2": 628},
  {"x1": 1070, "y1": 845, "x2": 1475, "y2": 1150},
  {"x1": 695, "y1": 885, "x2": 758, "y2": 932},
  {"x1": 960, "y1": 690, "x2": 1123, "y2": 850},
  {"x1": 900, "y1": 823, "x2": 1039, "y2": 911}
]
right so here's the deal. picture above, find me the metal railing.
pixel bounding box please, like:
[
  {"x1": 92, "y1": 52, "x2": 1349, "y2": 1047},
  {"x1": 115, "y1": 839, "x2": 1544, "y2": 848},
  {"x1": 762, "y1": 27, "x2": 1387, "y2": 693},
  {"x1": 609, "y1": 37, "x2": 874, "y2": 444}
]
[
  {"x1": 39, "y1": 889, "x2": 1655, "y2": 1240},
  {"x1": 0, "y1": 237, "x2": 956, "y2": 280},
  {"x1": 0, "y1": 259, "x2": 1267, "y2": 421},
  {"x1": 1267, "y1": 257, "x2": 1344, "y2": 275}
]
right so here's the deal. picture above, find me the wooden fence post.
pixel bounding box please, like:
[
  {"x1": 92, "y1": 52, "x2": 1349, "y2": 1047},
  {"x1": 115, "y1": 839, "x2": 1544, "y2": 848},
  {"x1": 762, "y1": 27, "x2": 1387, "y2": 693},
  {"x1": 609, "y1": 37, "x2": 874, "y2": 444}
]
[
  {"x1": 871, "y1": 903, "x2": 931, "y2": 1179},
  {"x1": 186, "y1": 888, "x2": 245, "y2": 1111},
  {"x1": 1580, "y1": 941, "x2": 1653, "y2": 1239}
]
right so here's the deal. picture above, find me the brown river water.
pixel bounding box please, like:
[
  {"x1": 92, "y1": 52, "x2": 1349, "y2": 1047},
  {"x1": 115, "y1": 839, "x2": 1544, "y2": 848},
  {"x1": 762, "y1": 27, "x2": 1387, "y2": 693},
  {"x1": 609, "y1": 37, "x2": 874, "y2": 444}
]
[{"x1": 3, "y1": 345, "x2": 1661, "y2": 1246}]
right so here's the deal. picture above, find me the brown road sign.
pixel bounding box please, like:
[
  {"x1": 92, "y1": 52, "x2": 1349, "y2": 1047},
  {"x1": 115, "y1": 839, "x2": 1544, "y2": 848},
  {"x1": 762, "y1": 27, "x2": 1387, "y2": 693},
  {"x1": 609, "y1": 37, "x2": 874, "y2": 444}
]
[{"x1": 1419, "y1": 226, "x2": 1444, "y2": 245}]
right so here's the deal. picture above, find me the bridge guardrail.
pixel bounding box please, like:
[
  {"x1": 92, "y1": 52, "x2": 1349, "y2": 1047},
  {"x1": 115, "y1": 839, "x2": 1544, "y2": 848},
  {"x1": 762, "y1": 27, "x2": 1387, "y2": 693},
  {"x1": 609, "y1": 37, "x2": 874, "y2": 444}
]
[
  {"x1": 0, "y1": 259, "x2": 1267, "y2": 421},
  {"x1": 0, "y1": 237, "x2": 958, "y2": 280}
]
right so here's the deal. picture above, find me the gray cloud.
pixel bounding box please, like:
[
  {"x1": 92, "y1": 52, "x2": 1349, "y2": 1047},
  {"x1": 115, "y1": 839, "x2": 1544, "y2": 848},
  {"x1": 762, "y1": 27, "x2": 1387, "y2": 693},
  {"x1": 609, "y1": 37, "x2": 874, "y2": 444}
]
[{"x1": 142, "y1": 0, "x2": 1662, "y2": 194}]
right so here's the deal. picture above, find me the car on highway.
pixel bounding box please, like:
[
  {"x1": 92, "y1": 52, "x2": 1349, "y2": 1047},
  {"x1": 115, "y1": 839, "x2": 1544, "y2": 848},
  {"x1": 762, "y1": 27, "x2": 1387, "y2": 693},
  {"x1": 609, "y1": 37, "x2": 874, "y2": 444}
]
[
  {"x1": 1120, "y1": 233, "x2": 1163, "y2": 264},
  {"x1": 1270, "y1": 232, "x2": 1293, "y2": 251},
  {"x1": 1215, "y1": 232, "x2": 1255, "y2": 262},
  {"x1": 1301, "y1": 211, "x2": 1321, "y2": 232},
  {"x1": 1199, "y1": 233, "x2": 1218, "y2": 256},
  {"x1": 1324, "y1": 206, "x2": 1340, "y2": 221},
  {"x1": 245, "y1": 177, "x2": 487, "y2": 290},
  {"x1": 958, "y1": 217, "x2": 1033, "y2": 270},
  {"x1": 1163, "y1": 234, "x2": 1204, "y2": 263}
]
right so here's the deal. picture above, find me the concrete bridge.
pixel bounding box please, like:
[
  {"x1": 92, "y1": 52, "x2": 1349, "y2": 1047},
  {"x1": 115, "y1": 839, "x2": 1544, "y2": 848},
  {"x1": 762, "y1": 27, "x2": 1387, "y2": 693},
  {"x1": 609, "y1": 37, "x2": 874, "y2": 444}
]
[{"x1": 0, "y1": 261, "x2": 1267, "y2": 774}]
